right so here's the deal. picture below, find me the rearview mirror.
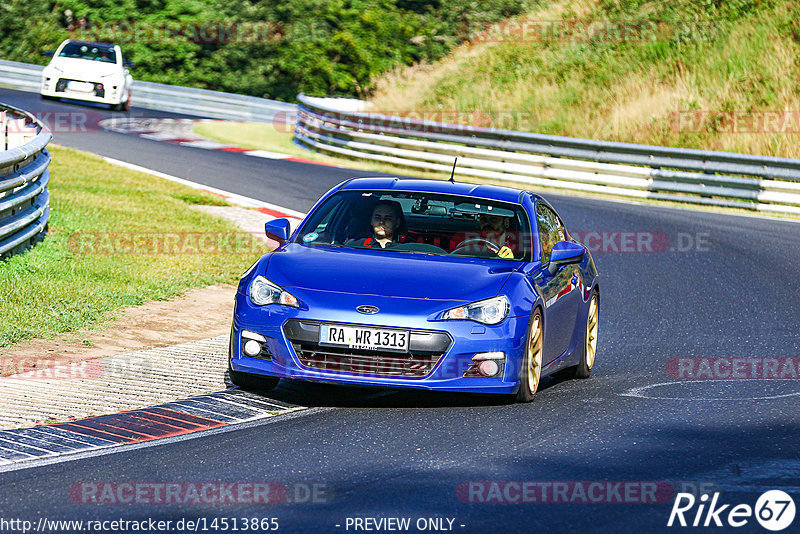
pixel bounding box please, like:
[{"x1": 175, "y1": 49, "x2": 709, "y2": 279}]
[
  {"x1": 41, "y1": 50, "x2": 54, "y2": 57},
  {"x1": 123, "y1": 59, "x2": 135, "y2": 68},
  {"x1": 265, "y1": 218, "x2": 291, "y2": 244},
  {"x1": 548, "y1": 241, "x2": 585, "y2": 275}
]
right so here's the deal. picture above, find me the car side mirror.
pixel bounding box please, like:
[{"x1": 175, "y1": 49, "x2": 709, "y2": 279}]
[
  {"x1": 548, "y1": 241, "x2": 585, "y2": 275},
  {"x1": 123, "y1": 59, "x2": 135, "y2": 68},
  {"x1": 265, "y1": 218, "x2": 291, "y2": 244},
  {"x1": 41, "y1": 50, "x2": 54, "y2": 57}
]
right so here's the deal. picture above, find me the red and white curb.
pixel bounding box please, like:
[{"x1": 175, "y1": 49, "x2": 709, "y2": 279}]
[
  {"x1": 0, "y1": 333, "x2": 306, "y2": 469},
  {"x1": 99, "y1": 117, "x2": 339, "y2": 167},
  {"x1": 0, "y1": 390, "x2": 303, "y2": 468},
  {"x1": 101, "y1": 156, "x2": 307, "y2": 223}
]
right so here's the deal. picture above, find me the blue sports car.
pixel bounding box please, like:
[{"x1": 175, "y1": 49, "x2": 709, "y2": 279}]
[{"x1": 229, "y1": 178, "x2": 599, "y2": 401}]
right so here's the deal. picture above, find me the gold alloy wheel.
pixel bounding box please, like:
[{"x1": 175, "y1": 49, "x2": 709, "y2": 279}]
[
  {"x1": 527, "y1": 314, "x2": 543, "y2": 393},
  {"x1": 585, "y1": 295, "x2": 599, "y2": 369}
]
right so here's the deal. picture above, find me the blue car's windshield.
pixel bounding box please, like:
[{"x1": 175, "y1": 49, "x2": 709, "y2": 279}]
[{"x1": 296, "y1": 190, "x2": 532, "y2": 261}]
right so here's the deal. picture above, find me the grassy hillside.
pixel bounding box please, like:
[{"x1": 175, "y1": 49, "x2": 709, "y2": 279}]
[{"x1": 369, "y1": 0, "x2": 800, "y2": 157}]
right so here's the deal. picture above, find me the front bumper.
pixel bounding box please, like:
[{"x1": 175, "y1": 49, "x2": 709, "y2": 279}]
[
  {"x1": 41, "y1": 77, "x2": 126, "y2": 105},
  {"x1": 229, "y1": 291, "x2": 528, "y2": 395}
]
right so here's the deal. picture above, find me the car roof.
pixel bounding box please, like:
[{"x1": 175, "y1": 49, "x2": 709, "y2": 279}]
[{"x1": 339, "y1": 177, "x2": 544, "y2": 205}]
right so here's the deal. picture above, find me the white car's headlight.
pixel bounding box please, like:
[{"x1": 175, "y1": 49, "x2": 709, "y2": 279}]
[
  {"x1": 442, "y1": 296, "x2": 510, "y2": 325},
  {"x1": 249, "y1": 276, "x2": 299, "y2": 307}
]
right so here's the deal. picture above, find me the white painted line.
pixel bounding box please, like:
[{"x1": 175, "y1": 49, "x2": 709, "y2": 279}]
[
  {"x1": 620, "y1": 379, "x2": 800, "y2": 401},
  {"x1": 244, "y1": 149, "x2": 294, "y2": 159},
  {"x1": 100, "y1": 156, "x2": 307, "y2": 218},
  {"x1": 178, "y1": 140, "x2": 230, "y2": 149},
  {"x1": 139, "y1": 132, "x2": 180, "y2": 141}
]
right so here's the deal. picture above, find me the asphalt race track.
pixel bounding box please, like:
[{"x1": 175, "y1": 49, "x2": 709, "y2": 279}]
[{"x1": 1, "y1": 87, "x2": 799, "y2": 533}]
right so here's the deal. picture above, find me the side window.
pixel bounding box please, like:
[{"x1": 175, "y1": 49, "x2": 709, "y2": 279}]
[
  {"x1": 536, "y1": 204, "x2": 555, "y2": 264},
  {"x1": 536, "y1": 203, "x2": 566, "y2": 264}
]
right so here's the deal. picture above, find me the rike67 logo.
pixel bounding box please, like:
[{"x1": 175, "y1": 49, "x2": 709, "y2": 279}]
[{"x1": 668, "y1": 490, "x2": 796, "y2": 531}]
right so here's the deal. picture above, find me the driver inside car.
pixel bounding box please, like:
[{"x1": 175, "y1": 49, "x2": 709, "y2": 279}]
[
  {"x1": 449, "y1": 211, "x2": 516, "y2": 259},
  {"x1": 478, "y1": 213, "x2": 515, "y2": 258},
  {"x1": 347, "y1": 200, "x2": 405, "y2": 249}
]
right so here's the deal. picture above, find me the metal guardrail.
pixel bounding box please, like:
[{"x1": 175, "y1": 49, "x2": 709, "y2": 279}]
[
  {"x1": 295, "y1": 94, "x2": 800, "y2": 215},
  {"x1": 0, "y1": 59, "x2": 296, "y2": 122},
  {"x1": 0, "y1": 102, "x2": 52, "y2": 258}
]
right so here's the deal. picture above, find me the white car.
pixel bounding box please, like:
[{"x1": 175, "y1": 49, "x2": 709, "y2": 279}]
[{"x1": 41, "y1": 40, "x2": 133, "y2": 111}]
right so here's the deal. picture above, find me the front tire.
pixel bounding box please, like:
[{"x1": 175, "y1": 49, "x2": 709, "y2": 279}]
[{"x1": 516, "y1": 309, "x2": 543, "y2": 402}]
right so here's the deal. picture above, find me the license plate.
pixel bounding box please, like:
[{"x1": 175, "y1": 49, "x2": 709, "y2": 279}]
[
  {"x1": 320, "y1": 324, "x2": 409, "y2": 352},
  {"x1": 67, "y1": 81, "x2": 94, "y2": 93}
]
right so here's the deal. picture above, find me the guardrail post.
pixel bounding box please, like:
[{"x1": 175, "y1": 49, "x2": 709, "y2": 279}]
[{"x1": 1, "y1": 110, "x2": 6, "y2": 151}]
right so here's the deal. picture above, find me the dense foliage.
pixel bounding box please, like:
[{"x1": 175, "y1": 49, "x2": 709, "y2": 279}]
[{"x1": 0, "y1": 0, "x2": 525, "y2": 100}]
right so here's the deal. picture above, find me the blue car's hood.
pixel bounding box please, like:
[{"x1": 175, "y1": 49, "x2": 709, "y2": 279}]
[{"x1": 266, "y1": 244, "x2": 520, "y2": 302}]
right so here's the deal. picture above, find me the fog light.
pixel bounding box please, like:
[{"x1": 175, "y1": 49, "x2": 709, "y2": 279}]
[
  {"x1": 464, "y1": 351, "x2": 506, "y2": 378},
  {"x1": 477, "y1": 359, "x2": 499, "y2": 377},
  {"x1": 243, "y1": 339, "x2": 262, "y2": 356}
]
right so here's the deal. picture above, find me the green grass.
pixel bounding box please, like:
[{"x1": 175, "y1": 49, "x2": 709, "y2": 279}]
[{"x1": 0, "y1": 146, "x2": 264, "y2": 349}]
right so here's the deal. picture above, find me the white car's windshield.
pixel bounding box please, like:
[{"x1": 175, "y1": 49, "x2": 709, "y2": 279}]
[
  {"x1": 296, "y1": 190, "x2": 533, "y2": 261},
  {"x1": 59, "y1": 42, "x2": 116, "y2": 63}
]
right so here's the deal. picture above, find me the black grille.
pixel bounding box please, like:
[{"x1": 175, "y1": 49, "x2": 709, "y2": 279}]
[
  {"x1": 291, "y1": 342, "x2": 440, "y2": 377},
  {"x1": 284, "y1": 320, "x2": 451, "y2": 379}
]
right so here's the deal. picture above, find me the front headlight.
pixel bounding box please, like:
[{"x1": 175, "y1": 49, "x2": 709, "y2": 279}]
[
  {"x1": 249, "y1": 276, "x2": 299, "y2": 307},
  {"x1": 442, "y1": 296, "x2": 510, "y2": 325}
]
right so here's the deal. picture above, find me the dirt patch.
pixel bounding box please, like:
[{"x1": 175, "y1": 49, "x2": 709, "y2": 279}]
[{"x1": 1, "y1": 283, "x2": 237, "y2": 377}]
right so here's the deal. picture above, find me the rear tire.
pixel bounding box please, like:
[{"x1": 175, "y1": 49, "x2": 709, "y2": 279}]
[
  {"x1": 565, "y1": 290, "x2": 599, "y2": 379},
  {"x1": 228, "y1": 362, "x2": 280, "y2": 392},
  {"x1": 516, "y1": 309, "x2": 543, "y2": 402}
]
